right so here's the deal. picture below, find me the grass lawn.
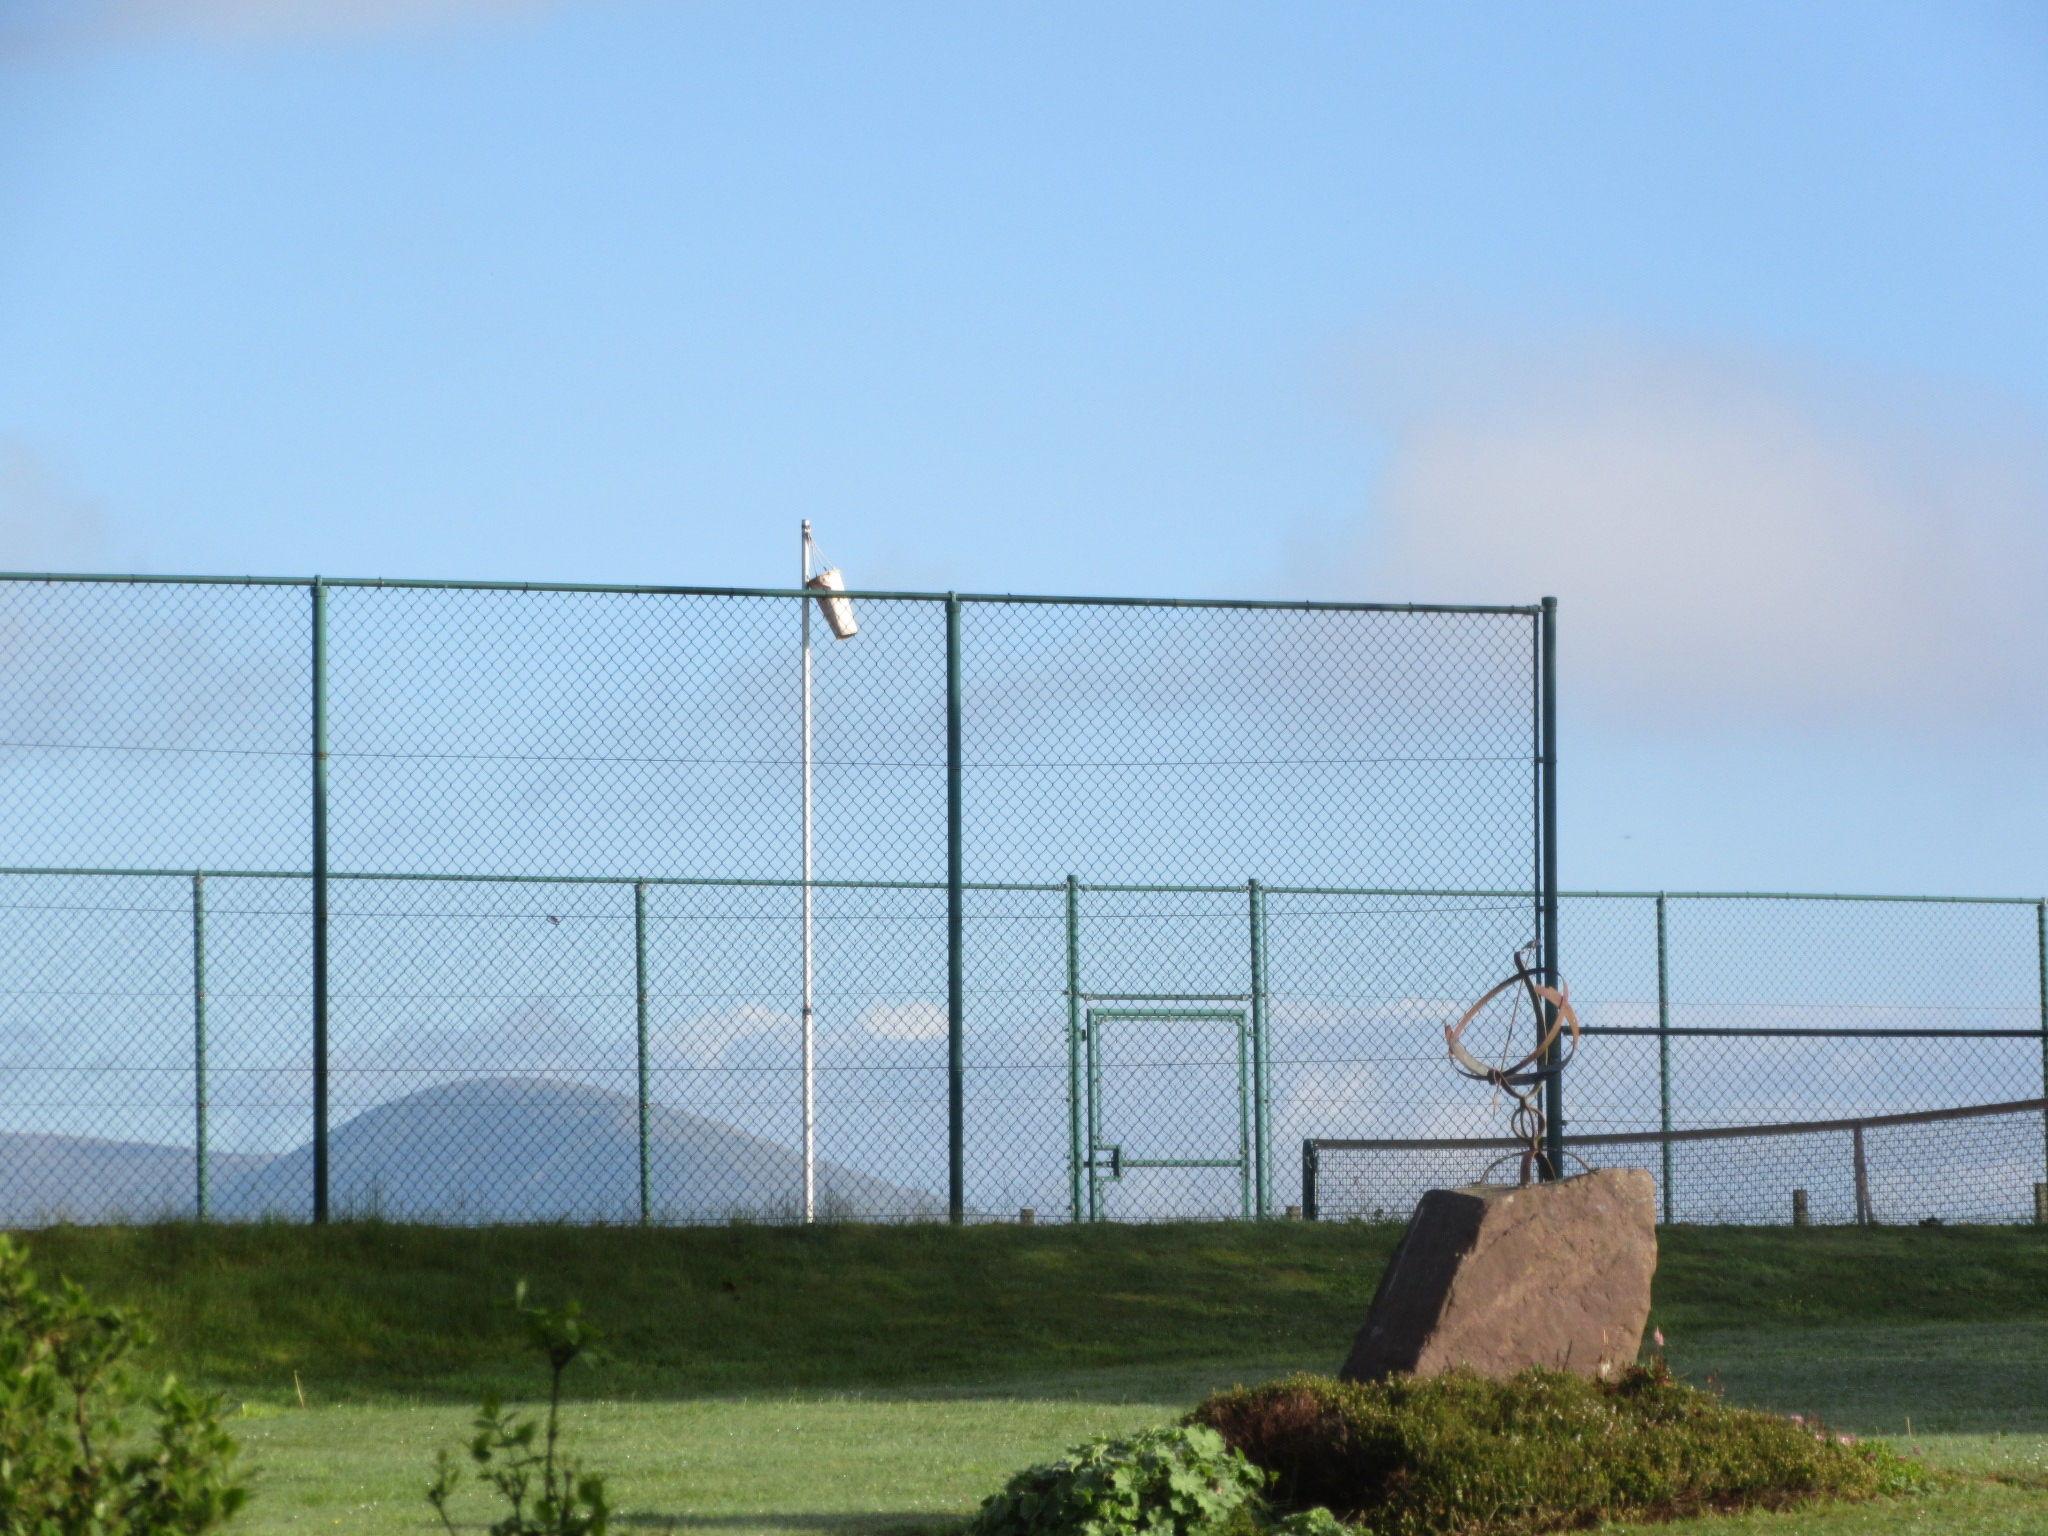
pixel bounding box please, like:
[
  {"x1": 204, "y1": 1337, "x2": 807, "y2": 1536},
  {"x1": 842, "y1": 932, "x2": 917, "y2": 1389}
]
[{"x1": 18, "y1": 1222, "x2": 2048, "y2": 1534}]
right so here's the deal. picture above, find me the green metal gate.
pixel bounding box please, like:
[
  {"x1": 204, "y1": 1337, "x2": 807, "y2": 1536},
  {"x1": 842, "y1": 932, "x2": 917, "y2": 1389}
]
[
  {"x1": 1064, "y1": 876, "x2": 1275, "y2": 1221},
  {"x1": 1081, "y1": 1007, "x2": 1253, "y2": 1220}
]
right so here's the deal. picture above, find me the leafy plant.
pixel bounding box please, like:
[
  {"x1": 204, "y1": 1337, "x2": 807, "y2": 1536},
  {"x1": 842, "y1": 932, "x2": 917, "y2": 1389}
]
[
  {"x1": 0, "y1": 1233, "x2": 246, "y2": 1534},
  {"x1": 428, "y1": 1282, "x2": 611, "y2": 1536},
  {"x1": 1193, "y1": 1364, "x2": 1929, "y2": 1535},
  {"x1": 1261, "y1": 1510, "x2": 1346, "y2": 1536},
  {"x1": 969, "y1": 1423, "x2": 1272, "y2": 1536}
]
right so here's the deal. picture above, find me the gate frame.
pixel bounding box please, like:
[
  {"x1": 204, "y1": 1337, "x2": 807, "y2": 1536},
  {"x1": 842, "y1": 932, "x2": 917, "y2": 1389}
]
[
  {"x1": 1083, "y1": 1006, "x2": 1252, "y2": 1222},
  {"x1": 1065, "y1": 874, "x2": 1276, "y2": 1222}
]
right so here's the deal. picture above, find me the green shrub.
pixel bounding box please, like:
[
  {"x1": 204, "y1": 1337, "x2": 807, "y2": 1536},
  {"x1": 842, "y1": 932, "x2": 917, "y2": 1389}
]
[
  {"x1": 0, "y1": 1234, "x2": 246, "y2": 1534},
  {"x1": 1192, "y1": 1363, "x2": 1927, "y2": 1535},
  {"x1": 1261, "y1": 1510, "x2": 1346, "y2": 1536},
  {"x1": 427, "y1": 1283, "x2": 610, "y2": 1536},
  {"x1": 969, "y1": 1423, "x2": 1272, "y2": 1536}
]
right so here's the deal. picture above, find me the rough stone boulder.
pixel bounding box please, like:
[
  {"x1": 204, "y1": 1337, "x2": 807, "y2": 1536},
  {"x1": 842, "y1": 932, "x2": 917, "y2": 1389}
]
[{"x1": 1340, "y1": 1168, "x2": 1656, "y2": 1383}]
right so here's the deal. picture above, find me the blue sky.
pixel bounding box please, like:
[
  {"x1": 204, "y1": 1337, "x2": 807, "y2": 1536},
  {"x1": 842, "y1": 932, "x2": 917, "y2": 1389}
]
[{"x1": 3, "y1": 0, "x2": 2046, "y2": 897}]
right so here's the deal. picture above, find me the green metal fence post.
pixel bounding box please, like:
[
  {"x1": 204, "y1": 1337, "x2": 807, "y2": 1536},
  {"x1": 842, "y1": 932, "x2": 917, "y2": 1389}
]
[
  {"x1": 1085, "y1": 1009, "x2": 1102, "y2": 1222},
  {"x1": 1248, "y1": 879, "x2": 1270, "y2": 1218},
  {"x1": 945, "y1": 594, "x2": 965, "y2": 1225},
  {"x1": 309, "y1": 578, "x2": 330, "y2": 1224},
  {"x1": 191, "y1": 872, "x2": 208, "y2": 1222},
  {"x1": 2037, "y1": 899, "x2": 2047, "y2": 1182},
  {"x1": 1656, "y1": 893, "x2": 1673, "y2": 1223},
  {"x1": 1065, "y1": 875, "x2": 1083, "y2": 1224},
  {"x1": 635, "y1": 880, "x2": 651, "y2": 1226},
  {"x1": 1539, "y1": 597, "x2": 1563, "y2": 1181},
  {"x1": 1236, "y1": 1022, "x2": 1252, "y2": 1219}
]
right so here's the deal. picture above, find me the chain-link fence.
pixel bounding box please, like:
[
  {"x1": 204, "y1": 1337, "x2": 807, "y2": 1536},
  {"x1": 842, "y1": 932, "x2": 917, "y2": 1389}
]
[
  {"x1": 9, "y1": 576, "x2": 2040, "y2": 1228},
  {"x1": 1296, "y1": 890, "x2": 2048, "y2": 1226},
  {"x1": 0, "y1": 573, "x2": 1556, "y2": 1225},
  {"x1": 5, "y1": 575, "x2": 2043, "y2": 1228},
  {"x1": 1304, "y1": 1098, "x2": 2048, "y2": 1227}
]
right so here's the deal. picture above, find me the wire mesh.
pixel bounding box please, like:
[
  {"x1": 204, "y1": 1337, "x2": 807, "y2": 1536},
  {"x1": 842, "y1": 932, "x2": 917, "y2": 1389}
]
[
  {"x1": 6, "y1": 574, "x2": 2037, "y2": 1229},
  {"x1": 1654, "y1": 896, "x2": 2042, "y2": 1127},
  {"x1": 957, "y1": 603, "x2": 1540, "y2": 888},
  {"x1": 0, "y1": 581, "x2": 311, "y2": 870},
  {"x1": 1260, "y1": 888, "x2": 1540, "y2": 1210},
  {"x1": 0, "y1": 578, "x2": 1549, "y2": 1224},
  {"x1": 323, "y1": 587, "x2": 949, "y2": 882},
  {"x1": 1304, "y1": 1099, "x2": 2048, "y2": 1227}
]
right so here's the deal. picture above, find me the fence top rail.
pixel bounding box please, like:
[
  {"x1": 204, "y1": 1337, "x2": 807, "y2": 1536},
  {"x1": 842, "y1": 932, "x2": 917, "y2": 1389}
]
[
  {"x1": 0, "y1": 866, "x2": 2039, "y2": 907},
  {"x1": 1609, "y1": 889, "x2": 2046, "y2": 907},
  {"x1": 1271, "y1": 886, "x2": 2048, "y2": 906},
  {"x1": 0, "y1": 864, "x2": 1062, "y2": 893},
  {"x1": 0, "y1": 569, "x2": 1543, "y2": 616},
  {"x1": 1582, "y1": 1025, "x2": 2045, "y2": 1040},
  {"x1": 1308, "y1": 1096, "x2": 2048, "y2": 1154}
]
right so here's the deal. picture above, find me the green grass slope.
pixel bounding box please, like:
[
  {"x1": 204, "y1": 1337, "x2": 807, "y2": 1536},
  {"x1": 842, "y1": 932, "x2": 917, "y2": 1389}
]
[{"x1": 16, "y1": 1221, "x2": 2048, "y2": 1409}]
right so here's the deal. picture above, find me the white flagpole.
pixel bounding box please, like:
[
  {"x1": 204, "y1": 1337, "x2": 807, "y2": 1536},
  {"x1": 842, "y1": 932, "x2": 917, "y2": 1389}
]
[{"x1": 800, "y1": 521, "x2": 817, "y2": 1224}]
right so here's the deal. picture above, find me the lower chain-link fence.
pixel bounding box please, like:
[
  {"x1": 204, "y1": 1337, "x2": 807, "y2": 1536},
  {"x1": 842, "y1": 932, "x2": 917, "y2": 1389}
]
[
  {"x1": 1303, "y1": 1097, "x2": 2048, "y2": 1227},
  {"x1": 1, "y1": 881, "x2": 2044, "y2": 1226}
]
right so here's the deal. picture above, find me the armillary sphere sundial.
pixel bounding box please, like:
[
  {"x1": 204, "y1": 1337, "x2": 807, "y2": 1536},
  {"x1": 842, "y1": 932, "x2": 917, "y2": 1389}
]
[
  {"x1": 1343, "y1": 941, "x2": 1652, "y2": 1389},
  {"x1": 1444, "y1": 940, "x2": 1580, "y2": 1185}
]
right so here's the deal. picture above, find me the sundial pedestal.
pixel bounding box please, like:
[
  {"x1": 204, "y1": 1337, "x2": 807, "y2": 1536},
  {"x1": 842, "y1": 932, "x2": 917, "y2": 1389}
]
[{"x1": 1341, "y1": 1168, "x2": 1657, "y2": 1383}]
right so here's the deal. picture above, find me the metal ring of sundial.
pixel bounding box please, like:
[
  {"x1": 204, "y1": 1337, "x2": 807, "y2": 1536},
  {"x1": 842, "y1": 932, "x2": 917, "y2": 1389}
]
[
  {"x1": 1444, "y1": 950, "x2": 1580, "y2": 1087},
  {"x1": 1443, "y1": 944, "x2": 1581, "y2": 1185}
]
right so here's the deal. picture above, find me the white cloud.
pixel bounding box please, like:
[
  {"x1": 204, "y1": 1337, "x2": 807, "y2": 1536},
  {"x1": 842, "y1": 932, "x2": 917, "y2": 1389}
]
[
  {"x1": 858, "y1": 999, "x2": 948, "y2": 1043},
  {"x1": 659, "y1": 1002, "x2": 794, "y2": 1069},
  {"x1": 1281, "y1": 1062, "x2": 1382, "y2": 1127},
  {"x1": 1314, "y1": 330, "x2": 2048, "y2": 734},
  {"x1": 3, "y1": 0, "x2": 561, "y2": 51}
]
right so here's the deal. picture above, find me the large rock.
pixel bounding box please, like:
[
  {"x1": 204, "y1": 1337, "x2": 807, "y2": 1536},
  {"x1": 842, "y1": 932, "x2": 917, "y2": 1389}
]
[{"x1": 1341, "y1": 1168, "x2": 1656, "y2": 1383}]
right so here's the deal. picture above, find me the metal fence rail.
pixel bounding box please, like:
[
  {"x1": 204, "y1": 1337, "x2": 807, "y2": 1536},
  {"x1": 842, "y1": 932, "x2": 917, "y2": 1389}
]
[{"x1": 0, "y1": 572, "x2": 1552, "y2": 1226}]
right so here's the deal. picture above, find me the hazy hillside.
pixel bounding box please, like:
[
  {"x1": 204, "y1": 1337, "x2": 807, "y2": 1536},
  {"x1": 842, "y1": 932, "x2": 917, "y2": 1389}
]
[
  {"x1": 5, "y1": 1078, "x2": 937, "y2": 1225},
  {"x1": 0, "y1": 1132, "x2": 263, "y2": 1226},
  {"x1": 220, "y1": 1077, "x2": 937, "y2": 1222}
]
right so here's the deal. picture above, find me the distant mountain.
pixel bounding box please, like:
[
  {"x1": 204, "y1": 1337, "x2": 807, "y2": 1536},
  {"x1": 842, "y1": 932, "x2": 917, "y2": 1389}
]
[
  {"x1": 0, "y1": 1131, "x2": 263, "y2": 1225},
  {"x1": 2, "y1": 1079, "x2": 938, "y2": 1226},
  {"x1": 212, "y1": 1077, "x2": 938, "y2": 1223}
]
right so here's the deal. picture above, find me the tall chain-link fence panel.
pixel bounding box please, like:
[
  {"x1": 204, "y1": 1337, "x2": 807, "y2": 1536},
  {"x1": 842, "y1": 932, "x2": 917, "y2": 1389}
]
[
  {"x1": 0, "y1": 576, "x2": 315, "y2": 1226},
  {"x1": 317, "y1": 586, "x2": 952, "y2": 1223},
  {"x1": 955, "y1": 603, "x2": 1541, "y2": 887},
  {"x1": 0, "y1": 576, "x2": 1550, "y2": 1225},
  {"x1": 957, "y1": 601, "x2": 1548, "y2": 1222},
  {"x1": 0, "y1": 580, "x2": 312, "y2": 872}
]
